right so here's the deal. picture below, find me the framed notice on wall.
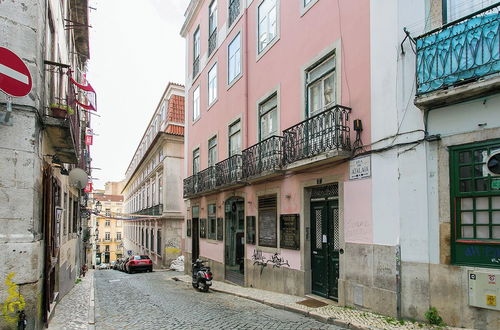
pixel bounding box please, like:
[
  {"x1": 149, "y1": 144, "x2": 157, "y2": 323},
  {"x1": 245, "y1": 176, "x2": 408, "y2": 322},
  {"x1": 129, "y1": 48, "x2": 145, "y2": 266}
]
[
  {"x1": 199, "y1": 218, "x2": 207, "y2": 238},
  {"x1": 259, "y1": 210, "x2": 277, "y2": 247},
  {"x1": 280, "y1": 214, "x2": 300, "y2": 250},
  {"x1": 246, "y1": 216, "x2": 256, "y2": 244},
  {"x1": 216, "y1": 217, "x2": 223, "y2": 241},
  {"x1": 187, "y1": 219, "x2": 192, "y2": 237}
]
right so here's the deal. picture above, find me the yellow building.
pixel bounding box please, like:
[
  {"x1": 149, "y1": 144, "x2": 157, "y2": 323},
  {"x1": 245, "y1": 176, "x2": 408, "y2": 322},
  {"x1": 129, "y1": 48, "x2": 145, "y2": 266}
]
[{"x1": 93, "y1": 192, "x2": 124, "y2": 265}]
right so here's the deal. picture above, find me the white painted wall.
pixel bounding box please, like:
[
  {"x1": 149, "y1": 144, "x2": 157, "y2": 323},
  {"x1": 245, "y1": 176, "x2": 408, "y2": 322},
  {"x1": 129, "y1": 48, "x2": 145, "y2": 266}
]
[
  {"x1": 427, "y1": 94, "x2": 500, "y2": 137},
  {"x1": 370, "y1": 0, "x2": 435, "y2": 264}
]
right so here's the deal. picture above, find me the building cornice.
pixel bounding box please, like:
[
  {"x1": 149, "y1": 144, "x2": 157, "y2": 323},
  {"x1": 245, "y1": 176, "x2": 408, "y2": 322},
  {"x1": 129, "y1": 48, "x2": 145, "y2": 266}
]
[
  {"x1": 180, "y1": 0, "x2": 204, "y2": 38},
  {"x1": 121, "y1": 132, "x2": 183, "y2": 194}
]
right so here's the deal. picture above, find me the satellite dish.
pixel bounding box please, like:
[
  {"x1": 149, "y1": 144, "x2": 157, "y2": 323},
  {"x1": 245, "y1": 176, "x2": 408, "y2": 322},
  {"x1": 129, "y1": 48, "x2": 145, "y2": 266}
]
[{"x1": 69, "y1": 168, "x2": 89, "y2": 188}]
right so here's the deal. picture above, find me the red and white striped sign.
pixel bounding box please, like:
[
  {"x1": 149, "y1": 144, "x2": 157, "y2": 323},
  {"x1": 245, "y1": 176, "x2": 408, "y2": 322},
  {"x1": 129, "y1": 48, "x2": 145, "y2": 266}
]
[{"x1": 0, "y1": 47, "x2": 32, "y2": 97}]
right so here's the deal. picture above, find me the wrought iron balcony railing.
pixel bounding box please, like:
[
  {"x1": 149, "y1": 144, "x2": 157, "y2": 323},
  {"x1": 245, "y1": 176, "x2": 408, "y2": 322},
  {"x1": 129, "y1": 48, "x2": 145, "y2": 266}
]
[
  {"x1": 216, "y1": 154, "x2": 243, "y2": 187},
  {"x1": 183, "y1": 175, "x2": 195, "y2": 198},
  {"x1": 197, "y1": 166, "x2": 217, "y2": 193},
  {"x1": 416, "y1": 4, "x2": 500, "y2": 95},
  {"x1": 193, "y1": 56, "x2": 200, "y2": 78},
  {"x1": 208, "y1": 30, "x2": 217, "y2": 56},
  {"x1": 242, "y1": 135, "x2": 283, "y2": 179},
  {"x1": 228, "y1": 0, "x2": 240, "y2": 27},
  {"x1": 283, "y1": 105, "x2": 351, "y2": 165},
  {"x1": 133, "y1": 204, "x2": 163, "y2": 216}
]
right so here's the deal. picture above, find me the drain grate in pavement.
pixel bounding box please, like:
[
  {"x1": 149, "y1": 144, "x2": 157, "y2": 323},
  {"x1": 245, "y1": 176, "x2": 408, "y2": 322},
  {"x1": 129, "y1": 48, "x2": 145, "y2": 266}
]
[{"x1": 296, "y1": 298, "x2": 328, "y2": 308}]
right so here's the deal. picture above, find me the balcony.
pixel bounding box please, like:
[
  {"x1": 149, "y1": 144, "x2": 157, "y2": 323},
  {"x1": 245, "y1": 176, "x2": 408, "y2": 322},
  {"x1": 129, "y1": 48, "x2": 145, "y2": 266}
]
[
  {"x1": 133, "y1": 204, "x2": 163, "y2": 216},
  {"x1": 183, "y1": 104, "x2": 353, "y2": 198},
  {"x1": 283, "y1": 105, "x2": 351, "y2": 168},
  {"x1": 415, "y1": 4, "x2": 500, "y2": 109},
  {"x1": 242, "y1": 135, "x2": 283, "y2": 181},
  {"x1": 184, "y1": 155, "x2": 243, "y2": 198},
  {"x1": 193, "y1": 56, "x2": 200, "y2": 79},
  {"x1": 216, "y1": 154, "x2": 243, "y2": 188},
  {"x1": 43, "y1": 99, "x2": 82, "y2": 164},
  {"x1": 208, "y1": 30, "x2": 217, "y2": 56},
  {"x1": 228, "y1": 0, "x2": 240, "y2": 27}
]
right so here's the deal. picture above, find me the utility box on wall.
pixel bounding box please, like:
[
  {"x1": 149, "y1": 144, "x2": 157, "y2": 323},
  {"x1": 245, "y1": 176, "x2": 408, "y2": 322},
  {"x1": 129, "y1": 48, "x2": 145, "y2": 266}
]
[{"x1": 468, "y1": 270, "x2": 500, "y2": 311}]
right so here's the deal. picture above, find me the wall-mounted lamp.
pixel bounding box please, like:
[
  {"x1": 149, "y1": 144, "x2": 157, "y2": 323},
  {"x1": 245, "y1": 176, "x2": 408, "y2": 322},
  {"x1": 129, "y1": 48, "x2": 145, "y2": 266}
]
[
  {"x1": 94, "y1": 201, "x2": 102, "y2": 214},
  {"x1": 285, "y1": 194, "x2": 291, "y2": 199}
]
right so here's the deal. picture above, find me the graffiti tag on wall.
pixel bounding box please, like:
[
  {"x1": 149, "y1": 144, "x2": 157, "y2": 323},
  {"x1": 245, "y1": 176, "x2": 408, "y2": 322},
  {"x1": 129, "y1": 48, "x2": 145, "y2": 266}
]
[
  {"x1": 1, "y1": 272, "x2": 26, "y2": 325},
  {"x1": 251, "y1": 249, "x2": 290, "y2": 275}
]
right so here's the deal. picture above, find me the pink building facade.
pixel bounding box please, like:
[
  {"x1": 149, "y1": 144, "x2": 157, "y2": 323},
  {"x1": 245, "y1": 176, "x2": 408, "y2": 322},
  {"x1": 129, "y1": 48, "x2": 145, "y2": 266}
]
[
  {"x1": 179, "y1": 1, "x2": 500, "y2": 327},
  {"x1": 180, "y1": 0, "x2": 380, "y2": 311}
]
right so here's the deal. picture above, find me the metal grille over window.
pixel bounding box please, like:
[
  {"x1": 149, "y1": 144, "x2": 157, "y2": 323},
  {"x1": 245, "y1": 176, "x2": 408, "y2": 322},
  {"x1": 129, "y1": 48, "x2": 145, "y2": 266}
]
[
  {"x1": 315, "y1": 209, "x2": 322, "y2": 249},
  {"x1": 311, "y1": 183, "x2": 339, "y2": 199},
  {"x1": 228, "y1": 0, "x2": 240, "y2": 27},
  {"x1": 258, "y1": 195, "x2": 277, "y2": 247},
  {"x1": 332, "y1": 208, "x2": 340, "y2": 250}
]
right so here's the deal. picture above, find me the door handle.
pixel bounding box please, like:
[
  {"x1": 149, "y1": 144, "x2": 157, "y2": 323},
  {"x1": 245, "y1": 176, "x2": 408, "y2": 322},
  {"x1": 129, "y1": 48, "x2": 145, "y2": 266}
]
[{"x1": 312, "y1": 251, "x2": 318, "y2": 255}]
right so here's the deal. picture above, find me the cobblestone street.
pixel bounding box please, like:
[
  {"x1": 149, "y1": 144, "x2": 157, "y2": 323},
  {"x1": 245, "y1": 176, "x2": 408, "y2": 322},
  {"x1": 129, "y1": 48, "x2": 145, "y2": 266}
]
[{"x1": 94, "y1": 269, "x2": 343, "y2": 330}]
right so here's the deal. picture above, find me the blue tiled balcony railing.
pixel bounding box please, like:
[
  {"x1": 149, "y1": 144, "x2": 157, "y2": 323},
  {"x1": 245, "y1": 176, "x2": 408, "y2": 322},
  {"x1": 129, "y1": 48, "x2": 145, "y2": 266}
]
[{"x1": 416, "y1": 4, "x2": 499, "y2": 95}]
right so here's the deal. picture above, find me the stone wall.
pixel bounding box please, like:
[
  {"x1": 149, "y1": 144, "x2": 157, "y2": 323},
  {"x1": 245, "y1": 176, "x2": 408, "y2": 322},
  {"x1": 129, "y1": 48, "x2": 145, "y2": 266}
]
[{"x1": 341, "y1": 243, "x2": 398, "y2": 317}]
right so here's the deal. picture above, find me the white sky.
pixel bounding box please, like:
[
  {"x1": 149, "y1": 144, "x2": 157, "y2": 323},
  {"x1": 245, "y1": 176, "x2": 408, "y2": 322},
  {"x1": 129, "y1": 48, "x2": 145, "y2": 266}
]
[{"x1": 87, "y1": 0, "x2": 188, "y2": 189}]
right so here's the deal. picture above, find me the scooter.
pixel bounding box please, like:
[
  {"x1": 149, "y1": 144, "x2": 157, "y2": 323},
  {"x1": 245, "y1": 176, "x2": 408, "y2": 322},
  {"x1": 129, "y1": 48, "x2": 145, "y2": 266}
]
[{"x1": 192, "y1": 259, "x2": 213, "y2": 292}]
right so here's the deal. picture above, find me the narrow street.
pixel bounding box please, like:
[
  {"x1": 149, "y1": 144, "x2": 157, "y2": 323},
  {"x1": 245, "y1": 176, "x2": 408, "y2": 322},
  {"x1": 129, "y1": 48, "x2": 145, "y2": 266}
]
[{"x1": 94, "y1": 269, "x2": 342, "y2": 330}]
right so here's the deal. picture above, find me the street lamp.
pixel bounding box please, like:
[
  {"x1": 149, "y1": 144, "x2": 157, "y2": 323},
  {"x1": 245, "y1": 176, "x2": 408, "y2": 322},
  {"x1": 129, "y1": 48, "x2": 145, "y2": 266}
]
[{"x1": 94, "y1": 201, "x2": 102, "y2": 214}]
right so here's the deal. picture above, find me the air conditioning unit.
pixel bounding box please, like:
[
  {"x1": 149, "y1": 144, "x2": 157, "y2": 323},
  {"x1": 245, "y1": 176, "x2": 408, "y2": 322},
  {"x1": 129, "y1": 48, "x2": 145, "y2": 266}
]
[
  {"x1": 468, "y1": 270, "x2": 500, "y2": 311},
  {"x1": 482, "y1": 149, "x2": 500, "y2": 177}
]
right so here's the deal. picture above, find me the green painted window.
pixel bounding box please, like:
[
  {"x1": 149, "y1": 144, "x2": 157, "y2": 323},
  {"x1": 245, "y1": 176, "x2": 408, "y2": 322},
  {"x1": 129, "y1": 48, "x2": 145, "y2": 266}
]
[{"x1": 450, "y1": 139, "x2": 500, "y2": 268}]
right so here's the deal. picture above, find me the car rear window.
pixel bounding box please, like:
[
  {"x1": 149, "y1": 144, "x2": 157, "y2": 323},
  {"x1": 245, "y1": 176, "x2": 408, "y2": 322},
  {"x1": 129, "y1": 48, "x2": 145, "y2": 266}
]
[{"x1": 133, "y1": 255, "x2": 150, "y2": 260}]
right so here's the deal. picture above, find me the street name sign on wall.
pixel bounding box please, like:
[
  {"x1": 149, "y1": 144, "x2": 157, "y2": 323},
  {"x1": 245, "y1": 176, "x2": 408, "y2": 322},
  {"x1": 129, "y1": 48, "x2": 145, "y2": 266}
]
[
  {"x1": 349, "y1": 155, "x2": 371, "y2": 180},
  {"x1": 0, "y1": 47, "x2": 32, "y2": 97}
]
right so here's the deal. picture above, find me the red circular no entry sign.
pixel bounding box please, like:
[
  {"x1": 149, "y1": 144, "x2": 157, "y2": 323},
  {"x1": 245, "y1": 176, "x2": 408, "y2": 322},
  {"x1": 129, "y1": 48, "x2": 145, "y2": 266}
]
[{"x1": 0, "y1": 47, "x2": 33, "y2": 97}]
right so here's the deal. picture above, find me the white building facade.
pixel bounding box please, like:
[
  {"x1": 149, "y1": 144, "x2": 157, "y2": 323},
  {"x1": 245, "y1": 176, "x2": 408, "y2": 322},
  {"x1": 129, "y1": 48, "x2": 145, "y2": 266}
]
[{"x1": 122, "y1": 83, "x2": 185, "y2": 267}]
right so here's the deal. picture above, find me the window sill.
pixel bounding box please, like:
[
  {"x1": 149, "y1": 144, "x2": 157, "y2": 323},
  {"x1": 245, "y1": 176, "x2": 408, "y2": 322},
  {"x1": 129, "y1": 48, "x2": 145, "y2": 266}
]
[
  {"x1": 227, "y1": 73, "x2": 243, "y2": 91},
  {"x1": 207, "y1": 98, "x2": 218, "y2": 111},
  {"x1": 300, "y1": 0, "x2": 320, "y2": 17},
  {"x1": 192, "y1": 116, "x2": 201, "y2": 125},
  {"x1": 256, "y1": 37, "x2": 280, "y2": 63}
]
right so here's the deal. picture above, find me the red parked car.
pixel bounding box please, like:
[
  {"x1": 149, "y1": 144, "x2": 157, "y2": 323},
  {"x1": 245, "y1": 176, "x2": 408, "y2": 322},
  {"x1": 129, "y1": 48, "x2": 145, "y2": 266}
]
[{"x1": 125, "y1": 255, "x2": 153, "y2": 273}]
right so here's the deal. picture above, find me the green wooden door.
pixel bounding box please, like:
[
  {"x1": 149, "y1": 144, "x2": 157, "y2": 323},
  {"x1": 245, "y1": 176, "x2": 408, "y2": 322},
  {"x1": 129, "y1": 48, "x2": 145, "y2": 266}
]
[{"x1": 311, "y1": 199, "x2": 339, "y2": 300}]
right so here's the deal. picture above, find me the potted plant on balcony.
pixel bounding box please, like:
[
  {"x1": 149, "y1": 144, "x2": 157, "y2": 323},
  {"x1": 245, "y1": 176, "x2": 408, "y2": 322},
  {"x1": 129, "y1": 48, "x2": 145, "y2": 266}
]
[{"x1": 50, "y1": 103, "x2": 75, "y2": 118}]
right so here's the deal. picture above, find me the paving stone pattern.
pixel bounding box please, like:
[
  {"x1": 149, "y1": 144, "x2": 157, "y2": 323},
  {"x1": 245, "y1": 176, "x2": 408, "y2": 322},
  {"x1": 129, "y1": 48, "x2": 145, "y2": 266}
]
[
  {"x1": 174, "y1": 275, "x2": 469, "y2": 330},
  {"x1": 94, "y1": 269, "x2": 341, "y2": 330},
  {"x1": 47, "y1": 270, "x2": 93, "y2": 330}
]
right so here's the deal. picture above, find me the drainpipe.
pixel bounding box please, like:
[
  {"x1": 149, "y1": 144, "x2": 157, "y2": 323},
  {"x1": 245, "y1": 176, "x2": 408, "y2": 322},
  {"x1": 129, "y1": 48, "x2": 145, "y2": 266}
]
[
  {"x1": 244, "y1": 1, "x2": 249, "y2": 150},
  {"x1": 396, "y1": 244, "x2": 402, "y2": 319}
]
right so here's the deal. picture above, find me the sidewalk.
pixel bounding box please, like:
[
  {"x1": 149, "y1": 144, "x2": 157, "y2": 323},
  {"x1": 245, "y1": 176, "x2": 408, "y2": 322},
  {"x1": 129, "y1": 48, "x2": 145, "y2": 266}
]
[
  {"x1": 47, "y1": 270, "x2": 94, "y2": 330},
  {"x1": 173, "y1": 275, "x2": 467, "y2": 330}
]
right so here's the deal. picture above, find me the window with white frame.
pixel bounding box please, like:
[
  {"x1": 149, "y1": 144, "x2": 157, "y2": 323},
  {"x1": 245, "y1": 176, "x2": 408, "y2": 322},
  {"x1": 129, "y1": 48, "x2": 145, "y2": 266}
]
[
  {"x1": 208, "y1": 136, "x2": 217, "y2": 167},
  {"x1": 306, "y1": 54, "x2": 335, "y2": 116},
  {"x1": 228, "y1": 33, "x2": 241, "y2": 83},
  {"x1": 259, "y1": 93, "x2": 278, "y2": 140},
  {"x1": 445, "y1": 0, "x2": 496, "y2": 23},
  {"x1": 229, "y1": 120, "x2": 241, "y2": 156},
  {"x1": 208, "y1": 63, "x2": 217, "y2": 105},
  {"x1": 193, "y1": 148, "x2": 200, "y2": 174},
  {"x1": 158, "y1": 175, "x2": 163, "y2": 204},
  {"x1": 193, "y1": 86, "x2": 200, "y2": 120},
  {"x1": 258, "y1": 0, "x2": 278, "y2": 53}
]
